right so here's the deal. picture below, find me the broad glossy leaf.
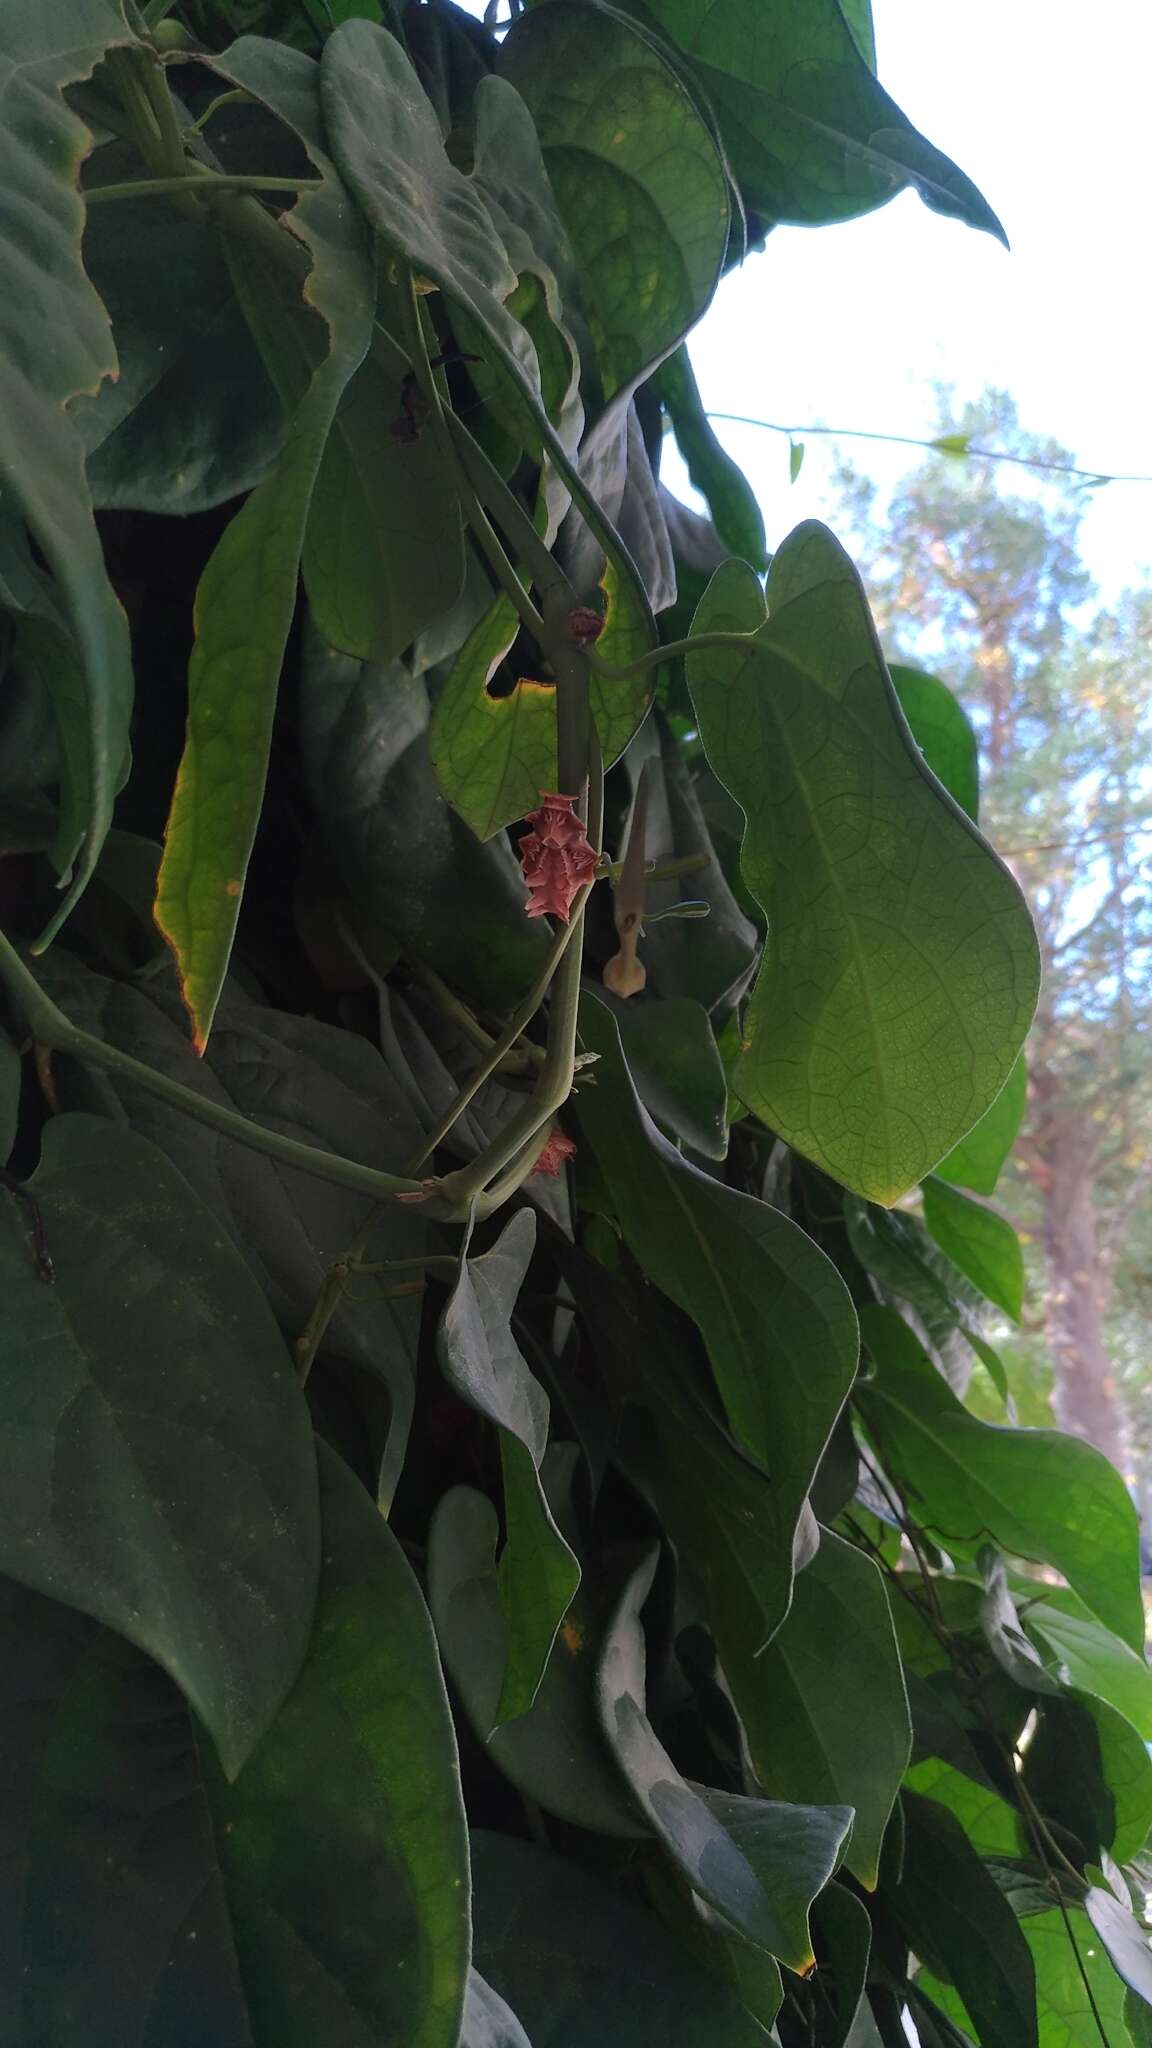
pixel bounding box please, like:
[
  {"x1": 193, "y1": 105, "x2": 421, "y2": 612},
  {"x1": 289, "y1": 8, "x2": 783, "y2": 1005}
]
[
  {"x1": 921, "y1": 1908, "x2": 1132, "y2": 2048},
  {"x1": 562, "y1": 1245, "x2": 841, "y2": 1808},
  {"x1": 73, "y1": 184, "x2": 284, "y2": 513},
  {"x1": 597, "y1": 1550, "x2": 852, "y2": 1971},
  {"x1": 0, "y1": 510, "x2": 98, "y2": 879},
  {"x1": 500, "y1": 2, "x2": 729, "y2": 394},
  {"x1": 37, "y1": 949, "x2": 430, "y2": 1508},
  {"x1": 686, "y1": 530, "x2": 1039, "y2": 1202},
  {"x1": 935, "y1": 1055, "x2": 1028, "y2": 1197},
  {"x1": 890, "y1": 665, "x2": 979, "y2": 823},
  {"x1": 645, "y1": 1862, "x2": 785, "y2": 2033},
  {"x1": 857, "y1": 1306, "x2": 1144, "y2": 1649},
  {"x1": 612, "y1": 993, "x2": 729, "y2": 1159},
  {"x1": 1024, "y1": 1695, "x2": 1132, "y2": 1866},
  {"x1": 652, "y1": 348, "x2": 768, "y2": 569},
  {"x1": 156, "y1": 40, "x2": 376, "y2": 1048},
  {"x1": 891, "y1": 1792, "x2": 1038, "y2": 2048},
  {"x1": 844, "y1": 1197, "x2": 961, "y2": 1353},
  {"x1": 750, "y1": 1530, "x2": 911, "y2": 1887},
  {"x1": 429, "y1": 1486, "x2": 644, "y2": 1837},
  {"x1": 0, "y1": 3, "x2": 135, "y2": 941},
  {"x1": 470, "y1": 1830, "x2": 774, "y2": 2045},
  {"x1": 300, "y1": 630, "x2": 547, "y2": 1009},
  {"x1": 577, "y1": 995, "x2": 858, "y2": 1545},
  {"x1": 1086, "y1": 1696, "x2": 1152, "y2": 1864},
  {"x1": 1024, "y1": 1593, "x2": 1152, "y2": 1741},
  {"x1": 438, "y1": 1212, "x2": 579, "y2": 1720},
  {"x1": 921, "y1": 1178, "x2": 1025, "y2": 1322},
  {"x1": 0, "y1": 1445, "x2": 470, "y2": 2047},
  {"x1": 979, "y1": 1550, "x2": 1064, "y2": 1695},
  {"x1": 616, "y1": 0, "x2": 1006, "y2": 238},
  {"x1": 902, "y1": 1758, "x2": 1022, "y2": 1859},
  {"x1": 0, "y1": 1114, "x2": 318, "y2": 1776}
]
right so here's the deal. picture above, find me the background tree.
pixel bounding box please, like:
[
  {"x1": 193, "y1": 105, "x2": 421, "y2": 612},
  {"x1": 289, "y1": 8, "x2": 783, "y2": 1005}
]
[{"x1": 834, "y1": 391, "x2": 1152, "y2": 1475}]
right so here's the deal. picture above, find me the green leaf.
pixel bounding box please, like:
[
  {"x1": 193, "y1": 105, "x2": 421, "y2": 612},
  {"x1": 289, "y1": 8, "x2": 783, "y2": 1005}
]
[
  {"x1": 891, "y1": 1792, "x2": 1038, "y2": 2048},
  {"x1": 611, "y1": 993, "x2": 729, "y2": 1159},
  {"x1": 300, "y1": 630, "x2": 547, "y2": 1010},
  {"x1": 615, "y1": 0, "x2": 1006, "y2": 239},
  {"x1": 963, "y1": 1323, "x2": 1012, "y2": 1406},
  {"x1": 651, "y1": 348, "x2": 768, "y2": 568},
  {"x1": 1024, "y1": 1594, "x2": 1152, "y2": 1741},
  {"x1": 844, "y1": 1197, "x2": 961, "y2": 1352},
  {"x1": 0, "y1": 1114, "x2": 319, "y2": 1777},
  {"x1": 0, "y1": 1030, "x2": 18, "y2": 1160},
  {"x1": 1086, "y1": 1888, "x2": 1152, "y2": 2012},
  {"x1": 500, "y1": 2, "x2": 729, "y2": 396},
  {"x1": 812, "y1": 1882, "x2": 875, "y2": 2048},
  {"x1": 857, "y1": 1305, "x2": 1145, "y2": 1649},
  {"x1": 748, "y1": 1529, "x2": 911, "y2": 1888},
  {"x1": 935, "y1": 1056, "x2": 1028, "y2": 1198},
  {"x1": 470, "y1": 1831, "x2": 777, "y2": 2045},
  {"x1": 978, "y1": 1549, "x2": 1064, "y2": 1695},
  {"x1": 429, "y1": 1486, "x2": 644, "y2": 1837},
  {"x1": 931, "y1": 433, "x2": 972, "y2": 459},
  {"x1": 596, "y1": 1549, "x2": 853, "y2": 1971},
  {"x1": 155, "y1": 41, "x2": 376, "y2": 1048},
  {"x1": 438, "y1": 1211, "x2": 580, "y2": 1721},
  {"x1": 922, "y1": 1908, "x2": 1132, "y2": 2048},
  {"x1": 921, "y1": 1178, "x2": 1025, "y2": 1322},
  {"x1": 789, "y1": 438, "x2": 806, "y2": 484},
  {"x1": 0, "y1": 5, "x2": 137, "y2": 943},
  {"x1": 686, "y1": 529, "x2": 1039, "y2": 1202},
  {"x1": 73, "y1": 181, "x2": 284, "y2": 514},
  {"x1": 1086, "y1": 1696, "x2": 1152, "y2": 1864},
  {"x1": 902, "y1": 1757, "x2": 1023, "y2": 1859},
  {"x1": 889, "y1": 664, "x2": 980, "y2": 823},
  {"x1": 36, "y1": 948, "x2": 432, "y2": 1507},
  {"x1": 0, "y1": 1443, "x2": 471, "y2": 2047},
  {"x1": 576, "y1": 994, "x2": 858, "y2": 1537}
]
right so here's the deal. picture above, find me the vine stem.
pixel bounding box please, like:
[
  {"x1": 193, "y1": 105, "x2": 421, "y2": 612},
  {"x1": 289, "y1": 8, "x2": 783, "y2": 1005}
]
[
  {"x1": 86, "y1": 173, "x2": 323, "y2": 204},
  {"x1": 0, "y1": 931, "x2": 437, "y2": 1209},
  {"x1": 589, "y1": 629, "x2": 761, "y2": 681},
  {"x1": 707, "y1": 410, "x2": 1152, "y2": 488}
]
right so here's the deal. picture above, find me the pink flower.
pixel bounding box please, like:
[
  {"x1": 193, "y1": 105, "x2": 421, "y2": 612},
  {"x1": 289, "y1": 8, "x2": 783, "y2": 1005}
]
[
  {"x1": 518, "y1": 793, "x2": 598, "y2": 921},
  {"x1": 532, "y1": 1127, "x2": 577, "y2": 1177}
]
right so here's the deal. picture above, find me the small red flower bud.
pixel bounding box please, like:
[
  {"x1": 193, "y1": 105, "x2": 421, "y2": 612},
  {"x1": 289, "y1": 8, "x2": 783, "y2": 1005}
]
[
  {"x1": 532, "y1": 1127, "x2": 577, "y2": 1177},
  {"x1": 518, "y1": 793, "x2": 598, "y2": 921}
]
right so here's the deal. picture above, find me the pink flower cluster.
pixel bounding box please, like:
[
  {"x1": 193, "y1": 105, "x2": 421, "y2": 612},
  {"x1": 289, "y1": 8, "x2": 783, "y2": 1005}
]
[{"x1": 518, "y1": 793, "x2": 598, "y2": 921}]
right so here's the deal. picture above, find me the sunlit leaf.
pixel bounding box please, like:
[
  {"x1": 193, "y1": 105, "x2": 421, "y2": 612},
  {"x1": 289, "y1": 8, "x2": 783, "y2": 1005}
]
[{"x1": 934, "y1": 1055, "x2": 1028, "y2": 1197}]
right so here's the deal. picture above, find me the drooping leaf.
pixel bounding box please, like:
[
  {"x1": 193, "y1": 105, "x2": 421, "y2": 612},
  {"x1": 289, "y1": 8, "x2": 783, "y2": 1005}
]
[
  {"x1": 844, "y1": 1197, "x2": 961, "y2": 1353},
  {"x1": 1084, "y1": 1888, "x2": 1152, "y2": 2011},
  {"x1": 596, "y1": 1549, "x2": 852, "y2": 1971},
  {"x1": 501, "y1": 6, "x2": 729, "y2": 394},
  {"x1": 470, "y1": 1830, "x2": 776, "y2": 2045},
  {"x1": 652, "y1": 349, "x2": 768, "y2": 569},
  {"x1": 299, "y1": 628, "x2": 547, "y2": 1010},
  {"x1": 686, "y1": 529, "x2": 1040, "y2": 1201},
  {"x1": 614, "y1": 0, "x2": 1006, "y2": 239},
  {"x1": 0, "y1": 4, "x2": 136, "y2": 942},
  {"x1": 890, "y1": 1792, "x2": 1038, "y2": 2048},
  {"x1": 934, "y1": 1055, "x2": 1028, "y2": 1197},
  {"x1": 978, "y1": 1549, "x2": 1064, "y2": 1695},
  {"x1": 429, "y1": 1486, "x2": 644, "y2": 1837},
  {"x1": 438, "y1": 1211, "x2": 580, "y2": 1721},
  {"x1": 857, "y1": 1306, "x2": 1145, "y2": 1649},
  {"x1": 889, "y1": 664, "x2": 980, "y2": 823},
  {"x1": 0, "y1": 1113, "x2": 319, "y2": 1777},
  {"x1": 811, "y1": 1882, "x2": 875, "y2": 2048},
  {"x1": 921, "y1": 1178, "x2": 1025, "y2": 1322},
  {"x1": 748, "y1": 1530, "x2": 911, "y2": 1887},
  {"x1": 1023, "y1": 1592, "x2": 1152, "y2": 1741},
  {"x1": 0, "y1": 1444, "x2": 470, "y2": 2047},
  {"x1": 155, "y1": 39, "x2": 377, "y2": 1048},
  {"x1": 73, "y1": 182, "x2": 285, "y2": 514},
  {"x1": 576, "y1": 995, "x2": 858, "y2": 1573},
  {"x1": 461, "y1": 1972, "x2": 532, "y2": 2048}
]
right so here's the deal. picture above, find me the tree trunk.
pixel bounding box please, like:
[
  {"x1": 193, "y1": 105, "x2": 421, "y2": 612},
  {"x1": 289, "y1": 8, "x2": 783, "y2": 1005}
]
[{"x1": 1035, "y1": 1091, "x2": 1128, "y2": 1474}]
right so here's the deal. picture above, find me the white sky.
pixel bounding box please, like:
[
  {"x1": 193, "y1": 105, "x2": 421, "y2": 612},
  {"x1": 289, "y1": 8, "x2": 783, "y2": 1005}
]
[{"x1": 672, "y1": 0, "x2": 1152, "y2": 600}]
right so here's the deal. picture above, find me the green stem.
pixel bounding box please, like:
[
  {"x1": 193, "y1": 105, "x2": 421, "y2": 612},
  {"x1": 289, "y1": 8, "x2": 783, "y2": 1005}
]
[
  {"x1": 445, "y1": 414, "x2": 572, "y2": 608},
  {"x1": 142, "y1": 0, "x2": 181, "y2": 21},
  {"x1": 590, "y1": 629, "x2": 760, "y2": 682},
  {"x1": 86, "y1": 173, "x2": 323, "y2": 205},
  {"x1": 184, "y1": 90, "x2": 254, "y2": 139},
  {"x1": 394, "y1": 275, "x2": 548, "y2": 646},
  {"x1": 0, "y1": 933, "x2": 433, "y2": 1208},
  {"x1": 405, "y1": 958, "x2": 542, "y2": 1076},
  {"x1": 707, "y1": 409, "x2": 1152, "y2": 488},
  {"x1": 597, "y1": 851, "x2": 709, "y2": 886}
]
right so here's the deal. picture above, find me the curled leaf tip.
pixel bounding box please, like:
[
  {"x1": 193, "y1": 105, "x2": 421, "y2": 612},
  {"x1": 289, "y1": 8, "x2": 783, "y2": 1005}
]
[
  {"x1": 518, "y1": 793, "x2": 597, "y2": 921},
  {"x1": 532, "y1": 1126, "x2": 577, "y2": 1177}
]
